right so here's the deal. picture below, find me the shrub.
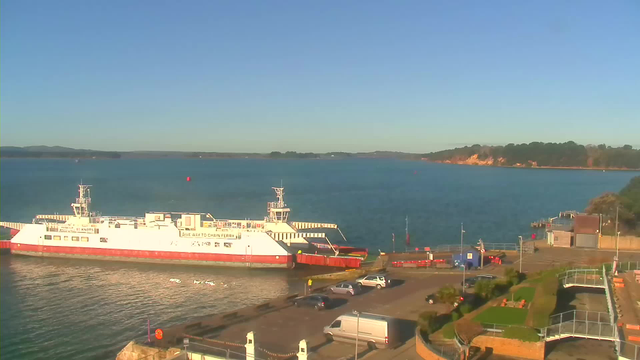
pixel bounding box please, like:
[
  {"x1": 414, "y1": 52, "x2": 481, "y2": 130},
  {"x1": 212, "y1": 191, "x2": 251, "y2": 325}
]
[
  {"x1": 459, "y1": 303, "x2": 473, "y2": 315},
  {"x1": 442, "y1": 322, "x2": 456, "y2": 339},
  {"x1": 474, "y1": 279, "x2": 497, "y2": 299},
  {"x1": 451, "y1": 310, "x2": 462, "y2": 321},
  {"x1": 502, "y1": 326, "x2": 540, "y2": 342},
  {"x1": 504, "y1": 267, "x2": 520, "y2": 286},
  {"x1": 418, "y1": 311, "x2": 439, "y2": 334},
  {"x1": 437, "y1": 285, "x2": 461, "y2": 305}
]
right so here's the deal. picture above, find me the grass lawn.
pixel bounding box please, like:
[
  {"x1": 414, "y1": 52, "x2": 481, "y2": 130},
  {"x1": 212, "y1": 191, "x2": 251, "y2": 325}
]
[
  {"x1": 513, "y1": 287, "x2": 536, "y2": 302},
  {"x1": 473, "y1": 306, "x2": 529, "y2": 325}
]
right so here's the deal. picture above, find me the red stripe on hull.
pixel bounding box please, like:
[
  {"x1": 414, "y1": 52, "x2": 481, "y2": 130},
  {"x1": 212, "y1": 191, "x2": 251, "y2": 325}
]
[
  {"x1": 0, "y1": 241, "x2": 11, "y2": 249},
  {"x1": 10, "y1": 243, "x2": 294, "y2": 269}
]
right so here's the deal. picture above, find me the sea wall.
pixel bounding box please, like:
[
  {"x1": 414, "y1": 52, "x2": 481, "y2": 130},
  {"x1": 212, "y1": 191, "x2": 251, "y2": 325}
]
[{"x1": 599, "y1": 235, "x2": 640, "y2": 250}]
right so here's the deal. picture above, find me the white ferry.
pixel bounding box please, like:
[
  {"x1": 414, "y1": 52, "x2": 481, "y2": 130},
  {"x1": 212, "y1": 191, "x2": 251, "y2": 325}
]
[{"x1": 1, "y1": 184, "x2": 356, "y2": 269}]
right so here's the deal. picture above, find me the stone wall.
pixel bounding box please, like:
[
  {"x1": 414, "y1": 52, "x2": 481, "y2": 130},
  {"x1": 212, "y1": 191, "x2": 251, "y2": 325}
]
[
  {"x1": 599, "y1": 235, "x2": 640, "y2": 250},
  {"x1": 470, "y1": 335, "x2": 545, "y2": 360},
  {"x1": 116, "y1": 341, "x2": 182, "y2": 360},
  {"x1": 414, "y1": 328, "x2": 451, "y2": 360}
]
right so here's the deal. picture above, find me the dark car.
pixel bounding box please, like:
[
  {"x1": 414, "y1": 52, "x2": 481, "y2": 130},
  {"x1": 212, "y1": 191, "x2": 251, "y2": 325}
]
[
  {"x1": 294, "y1": 295, "x2": 331, "y2": 310},
  {"x1": 463, "y1": 274, "x2": 497, "y2": 288}
]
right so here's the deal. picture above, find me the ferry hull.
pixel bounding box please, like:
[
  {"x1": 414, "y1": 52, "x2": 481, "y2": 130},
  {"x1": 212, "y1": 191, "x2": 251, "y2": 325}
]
[{"x1": 11, "y1": 243, "x2": 294, "y2": 269}]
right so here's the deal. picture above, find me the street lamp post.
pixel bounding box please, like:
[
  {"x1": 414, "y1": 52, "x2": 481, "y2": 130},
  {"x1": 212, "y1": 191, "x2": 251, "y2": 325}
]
[
  {"x1": 478, "y1": 239, "x2": 484, "y2": 269},
  {"x1": 353, "y1": 310, "x2": 360, "y2": 360},
  {"x1": 460, "y1": 223, "x2": 466, "y2": 290},
  {"x1": 392, "y1": 233, "x2": 395, "y2": 254},
  {"x1": 615, "y1": 206, "x2": 620, "y2": 261},
  {"x1": 518, "y1": 236, "x2": 523, "y2": 273}
]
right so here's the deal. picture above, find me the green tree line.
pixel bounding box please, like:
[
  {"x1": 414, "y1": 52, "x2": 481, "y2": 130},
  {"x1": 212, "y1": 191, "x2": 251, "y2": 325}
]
[
  {"x1": 586, "y1": 176, "x2": 640, "y2": 234},
  {"x1": 424, "y1": 142, "x2": 640, "y2": 169}
]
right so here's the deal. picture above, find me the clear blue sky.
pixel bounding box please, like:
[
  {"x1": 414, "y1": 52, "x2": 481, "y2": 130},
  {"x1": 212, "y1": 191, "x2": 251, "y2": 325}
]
[{"x1": 2, "y1": 1, "x2": 639, "y2": 153}]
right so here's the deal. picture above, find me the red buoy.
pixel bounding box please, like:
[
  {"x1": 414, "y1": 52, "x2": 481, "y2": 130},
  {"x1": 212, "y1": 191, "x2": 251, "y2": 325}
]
[
  {"x1": 155, "y1": 328, "x2": 164, "y2": 340},
  {"x1": 186, "y1": 177, "x2": 191, "y2": 182}
]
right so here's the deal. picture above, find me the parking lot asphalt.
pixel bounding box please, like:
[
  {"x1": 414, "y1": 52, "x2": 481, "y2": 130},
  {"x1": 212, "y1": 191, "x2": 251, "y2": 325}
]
[{"x1": 203, "y1": 271, "x2": 459, "y2": 359}]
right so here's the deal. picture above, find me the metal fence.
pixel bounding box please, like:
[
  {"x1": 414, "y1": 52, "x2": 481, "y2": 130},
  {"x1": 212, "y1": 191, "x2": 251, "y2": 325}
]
[
  {"x1": 425, "y1": 341, "x2": 462, "y2": 360},
  {"x1": 431, "y1": 242, "x2": 534, "y2": 254},
  {"x1": 559, "y1": 268, "x2": 605, "y2": 288},
  {"x1": 619, "y1": 340, "x2": 640, "y2": 360},
  {"x1": 617, "y1": 261, "x2": 640, "y2": 272},
  {"x1": 544, "y1": 310, "x2": 616, "y2": 341},
  {"x1": 549, "y1": 310, "x2": 611, "y2": 326}
]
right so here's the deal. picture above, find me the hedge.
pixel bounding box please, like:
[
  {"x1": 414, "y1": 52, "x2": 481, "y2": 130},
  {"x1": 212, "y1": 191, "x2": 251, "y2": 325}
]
[
  {"x1": 442, "y1": 322, "x2": 456, "y2": 339},
  {"x1": 418, "y1": 311, "x2": 439, "y2": 334},
  {"x1": 526, "y1": 274, "x2": 559, "y2": 328},
  {"x1": 502, "y1": 326, "x2": 540, "y2": 342}
]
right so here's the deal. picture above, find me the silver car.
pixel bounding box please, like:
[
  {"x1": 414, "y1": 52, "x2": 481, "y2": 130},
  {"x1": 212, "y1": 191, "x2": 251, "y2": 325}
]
[
  {"x1": 329, "y1": 281, "x2": 362, "y2": 296},
  {"x1": 356, "y1": 274, "x2": 391, "y2": 289}
]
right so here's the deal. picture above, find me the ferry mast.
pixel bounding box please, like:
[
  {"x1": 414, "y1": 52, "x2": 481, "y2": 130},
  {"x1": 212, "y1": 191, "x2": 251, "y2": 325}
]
[{"x1": 71, "y1": 184, "x2": 92, "y2": 217}]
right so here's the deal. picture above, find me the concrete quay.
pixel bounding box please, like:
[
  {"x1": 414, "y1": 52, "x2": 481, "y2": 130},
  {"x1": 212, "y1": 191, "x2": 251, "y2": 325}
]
[{"x1": 124, "y1": 245, "x2": 640, "y2": 360}]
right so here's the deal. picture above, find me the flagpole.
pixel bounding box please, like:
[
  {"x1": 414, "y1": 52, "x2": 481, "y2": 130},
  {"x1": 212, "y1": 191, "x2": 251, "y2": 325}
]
[
  {"x1": 405, "y1": 216, "x2": 410, "y2": 252},
  {"x1": 392, "y1": 233, "x2": 396, "y2": 253}
]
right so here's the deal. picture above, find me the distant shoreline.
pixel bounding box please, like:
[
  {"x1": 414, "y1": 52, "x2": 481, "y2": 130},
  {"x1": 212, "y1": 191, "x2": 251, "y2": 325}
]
[
  {"x1": 423, "y1": 160, "x2": 640, "y2": 171},
  {"x1": 3, "y1": 155, "x2": 640, "y2": 171}
]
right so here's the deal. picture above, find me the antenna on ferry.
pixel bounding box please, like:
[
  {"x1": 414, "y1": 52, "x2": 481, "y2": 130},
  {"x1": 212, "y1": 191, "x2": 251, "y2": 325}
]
[{"x1": 71, "y1": 183, "x2": 92, "y2": 217}]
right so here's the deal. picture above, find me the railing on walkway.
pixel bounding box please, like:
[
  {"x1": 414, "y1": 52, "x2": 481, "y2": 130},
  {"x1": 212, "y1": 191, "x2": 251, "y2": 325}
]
[
  {"x1": 558, "y1": 268, "x2": 605, "y2": 288},
  {"x1": 543, "y1": 310, "x2": 616, "y2": 341},
  {"x1": 424, "y1": 341, "x2": 461, "y2": 360},
  {"x1": 431, "y1": 242, "x2": 534, "y2": 254},
  {"x1": 617, "y1": 261, "x2": 640, "y2": 272},
  {"x1": 433, "y1": 245, "x2": 474, "y2": 253},
  {"x1": 188, "y1": 342, "x2": 249, "y2": 360},
  {"x1": 619, "y1": 340, "x2": 640, "y2": 360}
]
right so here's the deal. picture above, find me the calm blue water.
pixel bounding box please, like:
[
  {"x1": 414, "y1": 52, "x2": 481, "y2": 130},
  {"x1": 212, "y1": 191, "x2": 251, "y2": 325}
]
[{"x1": 1, "y1": 158, "x2": 637, "y2": 359}]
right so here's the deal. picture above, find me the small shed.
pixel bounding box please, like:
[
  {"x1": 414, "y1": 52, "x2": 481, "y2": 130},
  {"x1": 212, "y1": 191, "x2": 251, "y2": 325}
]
[
  {"x1": 452, "y1": 249, "x2": 481, "y2": 269},
  {"x1": 574, "y1": 215, "x2": 600, "y2": 248},
  {"x1": 548, "y1": 230, "x2": 573, "y2": 248}
]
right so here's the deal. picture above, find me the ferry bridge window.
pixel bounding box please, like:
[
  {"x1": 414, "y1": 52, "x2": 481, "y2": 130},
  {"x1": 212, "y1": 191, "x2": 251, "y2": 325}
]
[
  {"x1": 81, "y1": 237, "x2": 89, "y2": 242},
  {"x1": 53, "y1": 235, "x2": 61, "y2": 241},
  {"x1": 100, "y1": 237, "x2": 108, "y2": 243},
  {"x1": 224, "y1": 242, "x2": 232, "y2": 248},
  {"x1": 64, "y1": 236, "x2": 69, "y2": 241},
  {"x1": 72, "y1": 236, "x2": 79, "y2": 241},
  {"x1": 215, "y1": 242, "x2": 220, "y2": 247},
  {"x1": 44, "y1": 235, "x2": 52, "y2": 240},
  {"x1": 185, "y1": 217, "x2": 192, "y2": 227}
]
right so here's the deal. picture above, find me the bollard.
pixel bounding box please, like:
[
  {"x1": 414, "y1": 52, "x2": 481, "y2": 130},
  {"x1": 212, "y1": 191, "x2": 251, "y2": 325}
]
[
  {"x1": 245, "y1": 331, "x2": 255, "y2": 360},
  {"x1": 297, "y1": 339, "x2": 308, "y2": 360}
]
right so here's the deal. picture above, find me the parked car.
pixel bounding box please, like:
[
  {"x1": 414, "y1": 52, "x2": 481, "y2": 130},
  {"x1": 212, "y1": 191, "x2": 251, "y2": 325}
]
[
  {"x1": 324, "y1": 312, "x2": 399, "y2": 349},
  {"x1": 463, "y1": 274, "x2": 497, "y2": 288},
  {"x1": 425, "y1": 294, "x2": 437, "y2": 304},
  {"x1": 294, "y1": 295, "x2": 331, "y2": 310},
  {"x1": 356, "y1": 274, "x2": 391, "y2": 289},
  {"x1": 329, "y1": 281, "x2": 362, "y2": 296}
]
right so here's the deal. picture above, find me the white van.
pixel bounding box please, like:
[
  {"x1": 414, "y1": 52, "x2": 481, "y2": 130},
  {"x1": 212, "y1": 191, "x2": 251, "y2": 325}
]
[{"x1": 323, "y1": 312, "x2": 398, "y2": 349}]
